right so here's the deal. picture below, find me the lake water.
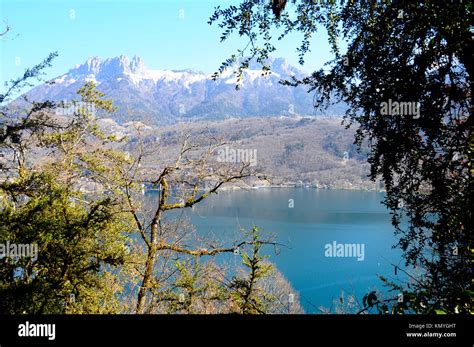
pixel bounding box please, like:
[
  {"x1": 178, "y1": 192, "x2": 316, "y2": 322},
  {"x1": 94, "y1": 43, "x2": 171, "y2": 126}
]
[{"x1": 148, "y1": 188, "x2": 403, "y2": 313}]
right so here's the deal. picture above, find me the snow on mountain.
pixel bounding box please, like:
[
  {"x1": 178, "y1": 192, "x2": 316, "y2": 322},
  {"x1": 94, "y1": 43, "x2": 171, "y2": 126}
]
[{"x1": 20, "y1": 55, "x2": 344, "y2": 125}]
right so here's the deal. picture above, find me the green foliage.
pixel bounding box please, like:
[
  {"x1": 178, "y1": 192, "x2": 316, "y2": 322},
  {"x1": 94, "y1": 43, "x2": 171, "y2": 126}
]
[
  {"x1": 229, "y1": 227, "x2": 274, "y2": 314},
  {"x1": 156, "y1": 259, "x2": 228, "y2": 314},
  {"x1": 0, "y1": 71, "x2": 135, "y2": 313},
  {"x1": 0, "y1": 174, "x2": 130, "y2": 313},
  {"x1": 0, "y1": 52, "x2": 58, "y2": 104},
  {"x1": 210, "y1": 0, "x2": 472, "y2": 313}
]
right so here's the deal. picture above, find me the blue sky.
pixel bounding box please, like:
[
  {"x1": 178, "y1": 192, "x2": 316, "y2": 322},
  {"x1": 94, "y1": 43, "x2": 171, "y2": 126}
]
[{"x1": 1, "y1": 0, "x2": 334, "y2": 87}]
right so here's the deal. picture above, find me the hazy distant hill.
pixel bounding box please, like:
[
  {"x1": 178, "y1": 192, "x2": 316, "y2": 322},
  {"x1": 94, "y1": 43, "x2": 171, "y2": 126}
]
[{"x1": 114, "y1": 117, "x2": 378, "y2": 190}]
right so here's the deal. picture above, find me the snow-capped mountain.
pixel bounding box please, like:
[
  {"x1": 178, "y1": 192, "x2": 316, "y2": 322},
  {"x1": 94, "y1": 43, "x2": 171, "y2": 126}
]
[{"x1": 22, "y1": 55, "x2": 341, "y2": 124}]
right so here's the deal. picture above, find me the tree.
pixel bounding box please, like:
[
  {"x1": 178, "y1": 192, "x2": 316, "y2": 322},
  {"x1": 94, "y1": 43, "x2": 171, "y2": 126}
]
[
  {"x1": 209, "y1": 0, "x2": 472, "y2": 313},
  {"x1": 228, "y1": 226, "x2": 304, "y2": 314},
  {"x1": 114, "y1": 123, "x2": 263, "y2": 313},
  {"x1": 0, "y1": 69, "x2": 136, "y2": 313},
  {"x1": 229, "y1": 227, "x2": 273, "y2": 314},
  {"x1": 154, "y1": 258, "x2": 229, "y2": 314}
]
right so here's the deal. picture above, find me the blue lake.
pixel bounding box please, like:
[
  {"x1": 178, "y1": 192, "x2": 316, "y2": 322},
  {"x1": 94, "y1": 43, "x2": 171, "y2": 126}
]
[{"x1": 149, "y1": 188, "x2": 404, "y2": 313}]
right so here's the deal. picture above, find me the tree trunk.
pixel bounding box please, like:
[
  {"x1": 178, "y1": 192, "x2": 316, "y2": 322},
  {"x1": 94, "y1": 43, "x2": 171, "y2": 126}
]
[
  {"x1": 136, "y1": 214, "x2": 161, "y2": 313},
  {"x1": 136, "y1": 240, "x2": 156, "y2": 314}
]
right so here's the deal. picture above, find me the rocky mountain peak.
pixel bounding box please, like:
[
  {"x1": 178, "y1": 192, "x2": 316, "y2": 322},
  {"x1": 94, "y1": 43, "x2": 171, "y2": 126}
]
[{"x1": 70, "y1": 54, "x2": 147, "y2": 78}]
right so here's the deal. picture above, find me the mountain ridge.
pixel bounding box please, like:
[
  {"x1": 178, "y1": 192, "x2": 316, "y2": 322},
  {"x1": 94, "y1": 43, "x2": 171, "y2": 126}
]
[{"x1": 21, "y1": 55, "x2": 345, "y2": 124}]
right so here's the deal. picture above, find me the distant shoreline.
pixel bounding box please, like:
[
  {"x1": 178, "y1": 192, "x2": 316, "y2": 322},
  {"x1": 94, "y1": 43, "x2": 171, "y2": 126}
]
[{"x1": 145, "y1": 185, "x2": 386, "y2": 193}]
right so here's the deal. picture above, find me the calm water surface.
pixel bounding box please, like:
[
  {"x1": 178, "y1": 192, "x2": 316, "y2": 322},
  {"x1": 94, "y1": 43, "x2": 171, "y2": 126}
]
[{"x1": 147, "y1": 188, "x2": 403, "y2": 313}]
